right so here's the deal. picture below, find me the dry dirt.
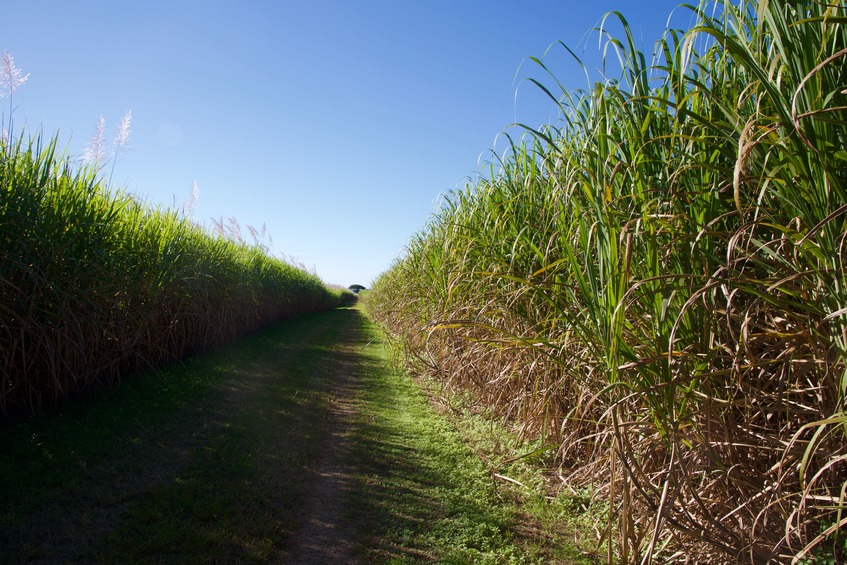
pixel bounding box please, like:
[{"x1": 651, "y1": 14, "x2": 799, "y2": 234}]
[{"x1": 282, "y1": 366, "x2": 362, "y2": 564}]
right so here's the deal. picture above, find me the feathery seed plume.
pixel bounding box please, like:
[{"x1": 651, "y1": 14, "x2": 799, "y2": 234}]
[
  {"x1": 83, "y1": 116, "x2": 107, "y2": 165},
  {"x1": 211, "y1": 216, "x2": 225, "y2": 236},
  {"x1": 107, "y1": 110, "x2": 132, "y2": 187},
  {"x1": 226, "y1": 216, "x2": 243, "y2": 243},
  {"x1": 248, "y1": 225, "x2": 260, "y2": 247},
  {"x1": 1, "y1": 50, "x2": 29, "y2": 144},
  {"x1": 184, "y1": 179, "x2": 200, "y2": 217},
  {"x1": 0, "y1": 51, "x2": 29, "y2": 97},
  {"x1": 113, "y1": 110, "x2": 132, "y2": 153}
]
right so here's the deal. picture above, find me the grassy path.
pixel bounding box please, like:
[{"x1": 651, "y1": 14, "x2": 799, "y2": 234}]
[{"x1": 0, "y1": 307, "x2": 594, "y2": 563}]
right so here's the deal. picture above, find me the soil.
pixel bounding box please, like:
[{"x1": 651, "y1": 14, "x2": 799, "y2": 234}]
[{"x1": 282, "y1": 363, "x2": 361, "y2": 564}]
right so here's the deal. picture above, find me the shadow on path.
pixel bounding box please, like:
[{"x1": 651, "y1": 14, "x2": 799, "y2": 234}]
[{"x1": 0, "y1": 307, "x2": 565, "y2": 563}]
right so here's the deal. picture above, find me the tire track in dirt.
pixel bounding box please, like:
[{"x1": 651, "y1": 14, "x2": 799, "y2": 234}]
[{"x1": 281, "y1": 319, "x2": 364, "y2": 564}]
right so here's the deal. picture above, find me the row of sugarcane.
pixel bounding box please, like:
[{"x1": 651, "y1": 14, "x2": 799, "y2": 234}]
[
  {"x1": 0, "y1": 135, "x2": 345, "y2": 418},
  {"x1": 365, "y1": 1, "x2": 847, "y2": 562}
]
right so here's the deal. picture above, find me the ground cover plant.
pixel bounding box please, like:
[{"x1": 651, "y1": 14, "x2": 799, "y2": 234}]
[
  {"x1": 0, "y1": 132, "x2": 345, "y2": 417},
  {"x1": 0, "y1": 310, "x2": 345, "y2": 562},
  {"x1": 364, "y1": 0, "x2": 847, "y2": 562},
  {"x1": 344, "y1": 307, "x2": 598, "y2": 563},
  {"x1": 0, "y1": 306, "x2": 596, "y2": 563}
]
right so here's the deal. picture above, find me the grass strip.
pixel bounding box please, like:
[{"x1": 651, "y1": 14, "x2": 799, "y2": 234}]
[{"x1": 344, "y1": 309, "x2": 597, "y2": 564}]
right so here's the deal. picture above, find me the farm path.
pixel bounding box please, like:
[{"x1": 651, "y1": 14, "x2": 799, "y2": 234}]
[
  {"x1": 281, "y1": 312, "x2": 362, "y2": 564},
  {"x1": 1, "y1": 308, "x2": 369, "y2": 563},
  {"x1": 0, "y1": 306, "x2": 582, "y2": 563}
]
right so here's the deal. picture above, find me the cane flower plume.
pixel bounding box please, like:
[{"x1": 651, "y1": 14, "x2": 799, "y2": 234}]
[
  {"x1": 227, "y1": 216, "x2": 243, "y2": 243},
  {"x1": 82, "y1": 116, "x2": 107, "y2": 165},
  {"x1": 0, "y1": 50, "x2": 29, "y2": 97},
  {"x1": 184, "y1": 179, "x2": 200, "y2": 218},
  {"x1": 113, "y1": 110, "x2": 132, "y2": 152},
  {"x1": 107, "y1": 110, "x2": 132, "y2": 186},
  {"x1": 1, "y1": 50, "x2": 29, "y2": 144}
]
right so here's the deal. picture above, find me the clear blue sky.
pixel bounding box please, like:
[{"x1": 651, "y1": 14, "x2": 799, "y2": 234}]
[{"x1": 4, "y1": 0, "x2": 688, "y2": 287}]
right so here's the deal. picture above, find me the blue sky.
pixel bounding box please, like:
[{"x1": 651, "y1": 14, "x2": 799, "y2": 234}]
[{"x1": 4, "y1": 0, "x2": 687, "y2": 286}]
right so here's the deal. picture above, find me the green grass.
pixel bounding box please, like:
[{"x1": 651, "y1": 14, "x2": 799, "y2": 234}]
[
  {"x1": 0, "y1": 306, "x2": 595, "y2": 563},
  {"x1": 345, "y1": 311, "x2": 598, "y2": 564},
  {"x1": 0, "y1": 309, "x2": 345, "y2": 562}
]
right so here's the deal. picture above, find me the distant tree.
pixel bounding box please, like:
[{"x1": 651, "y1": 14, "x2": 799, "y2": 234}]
[{"x1": 348, "y1": 284, "x2": 366, "y2": 293}]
